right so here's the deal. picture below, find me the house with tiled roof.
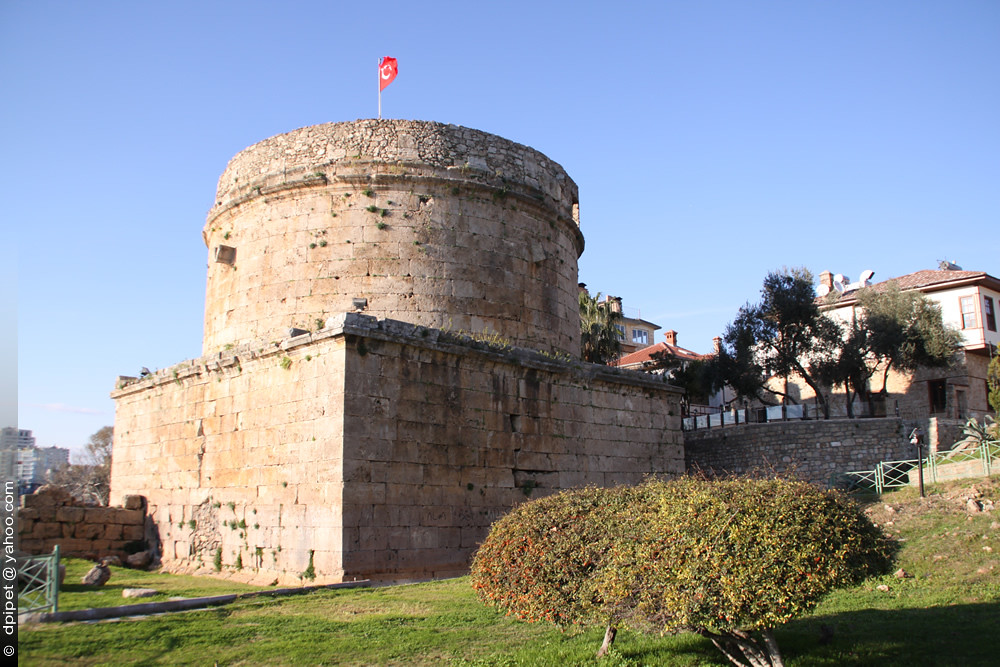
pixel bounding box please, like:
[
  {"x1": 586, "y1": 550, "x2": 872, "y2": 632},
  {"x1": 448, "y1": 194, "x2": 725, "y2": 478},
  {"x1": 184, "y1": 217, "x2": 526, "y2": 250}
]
[
  {"x1": 813, "y1": 264, "x2": 998, "y2": 431},
  {"x1": 616, "y1": 330, "x2": 714, "y2": 370},
  {"x1": 616, "y1": 331, "x2": 728, "y2": 415},
  {"x1": 821, "y1": 267, "x2": 1000, "y2": 356}
]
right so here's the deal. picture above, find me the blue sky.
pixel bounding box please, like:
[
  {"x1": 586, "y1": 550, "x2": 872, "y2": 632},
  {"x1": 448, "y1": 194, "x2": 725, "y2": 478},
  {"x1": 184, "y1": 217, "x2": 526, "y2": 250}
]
[{"x1": 4, "y1": 0, "x2": 998, "y2": 458}]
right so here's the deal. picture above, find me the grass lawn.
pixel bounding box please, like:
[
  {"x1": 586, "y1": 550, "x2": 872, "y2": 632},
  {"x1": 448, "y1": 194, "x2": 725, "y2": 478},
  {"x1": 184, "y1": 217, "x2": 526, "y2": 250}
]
[
  {"x1": 52, "y1": 559, "x2": 267, "y2": 611},
  {"x1": 19, "y1": 477, "x2": 1000, "y2": 666}
]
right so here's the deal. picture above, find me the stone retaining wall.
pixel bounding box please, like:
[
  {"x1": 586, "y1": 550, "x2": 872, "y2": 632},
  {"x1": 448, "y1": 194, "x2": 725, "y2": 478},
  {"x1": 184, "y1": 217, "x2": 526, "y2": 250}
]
[
  {"x1": 17, "y1": 486, "x2": 148, "y2": 560},
  {"x1": 684, "y1": 418, "x2": 909, "y2": 486}
]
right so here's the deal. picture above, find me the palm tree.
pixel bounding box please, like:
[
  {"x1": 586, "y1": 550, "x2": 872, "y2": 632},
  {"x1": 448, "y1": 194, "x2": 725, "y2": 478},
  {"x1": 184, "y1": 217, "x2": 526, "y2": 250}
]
[{"x1": 580, "y1": 291, "x2": 623, "y2": 364}]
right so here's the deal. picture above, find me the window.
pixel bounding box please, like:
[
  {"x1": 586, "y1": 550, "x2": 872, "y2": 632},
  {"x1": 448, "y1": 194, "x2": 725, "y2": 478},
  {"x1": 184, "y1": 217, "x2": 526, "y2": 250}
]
[
  {"x1": 960, "y1": 296, "x2": 977, "y2": 329},
  {"x1": 985, "y1": 296, "x2": 996, "y2": 332},
  {"x1": 631, "y1": 329, "x2": 649, "y2": 345},
  {"x1": 614, "y1": 325, "x2": 625, "y2": 341}
]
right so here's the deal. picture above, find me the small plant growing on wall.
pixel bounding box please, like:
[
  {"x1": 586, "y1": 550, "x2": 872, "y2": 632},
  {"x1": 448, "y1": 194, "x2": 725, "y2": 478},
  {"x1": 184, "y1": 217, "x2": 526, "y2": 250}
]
[
  {"x1": 366, "y1": 204, "x2": 378, "y2": 213},
  {"x1": 280, "y1": 356, "x2": 292, "y2": 370},
  {"x1": 213, "y1": 547, "x2": 223, "y2": 572},
  {"x1": 301, "y1": 550, "x2": 316, "y2": 581},
  {"x1": 362, "y1": 188, "x2": 374, "y2": 198}
]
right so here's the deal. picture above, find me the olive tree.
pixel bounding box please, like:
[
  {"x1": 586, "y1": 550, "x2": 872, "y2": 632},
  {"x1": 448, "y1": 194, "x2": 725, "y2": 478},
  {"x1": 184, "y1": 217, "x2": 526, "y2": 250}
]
[
  {"x1": 471, "y1": 477, "x2": 894, "y2": 665},
  {"x1": 988, "y1": 351, "x2": 1000, "y2": 413},
  {"x1": 817, "y1": 284, "x2": 961, "y2": 416},
  {"x1": 717, "y1": 269, "x2": 842, "y2": 417}
]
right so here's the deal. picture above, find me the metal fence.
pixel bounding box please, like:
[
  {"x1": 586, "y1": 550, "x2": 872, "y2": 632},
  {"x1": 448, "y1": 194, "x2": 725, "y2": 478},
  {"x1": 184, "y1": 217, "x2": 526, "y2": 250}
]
[
  {"x1": 683, "y1": 404, "x2": 808, "y2": 431},
  {"x1": 833, "y1": 439, "x2": 1000, "y2": 494},
  {"x1": 17, "y1": 545, "x2": 61, "y2": 615}
]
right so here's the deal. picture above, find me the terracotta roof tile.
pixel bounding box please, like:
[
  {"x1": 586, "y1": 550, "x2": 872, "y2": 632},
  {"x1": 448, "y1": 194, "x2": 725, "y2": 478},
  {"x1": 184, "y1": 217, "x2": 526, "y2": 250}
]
[
  {"x1": 616, "y1": 341, "x2": 711, "y2": 368},
  {"x1": 824, "y1": 269, "x2": 999, "y2": 304}
]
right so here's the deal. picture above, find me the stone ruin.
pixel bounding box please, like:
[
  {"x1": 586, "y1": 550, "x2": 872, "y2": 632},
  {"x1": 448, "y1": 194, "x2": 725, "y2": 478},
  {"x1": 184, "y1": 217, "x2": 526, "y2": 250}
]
[{"x1": 110, "y1": 119, "x2": 684, "y2": 583}]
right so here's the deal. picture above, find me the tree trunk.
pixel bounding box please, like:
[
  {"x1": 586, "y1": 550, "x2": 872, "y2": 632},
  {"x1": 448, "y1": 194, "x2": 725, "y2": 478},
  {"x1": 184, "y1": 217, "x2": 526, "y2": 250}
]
[
  {"x1": 701, "y1": 628, "x2": 784, "y2": 667},
  {"x1": 761, "y1": 629, "x2": 785, "y2": 667},
  {"x1": 596, "y1": 624, "x2": 617, "y2": 658}
]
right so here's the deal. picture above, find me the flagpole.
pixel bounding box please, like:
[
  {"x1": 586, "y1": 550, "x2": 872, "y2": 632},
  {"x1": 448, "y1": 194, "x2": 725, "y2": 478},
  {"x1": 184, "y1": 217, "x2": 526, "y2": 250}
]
[{"x1": 378, "y1": 57, "x2": 382, "y2": 120}]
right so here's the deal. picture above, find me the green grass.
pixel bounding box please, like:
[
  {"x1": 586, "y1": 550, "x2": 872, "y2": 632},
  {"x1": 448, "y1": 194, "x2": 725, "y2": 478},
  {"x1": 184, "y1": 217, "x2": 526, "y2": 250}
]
[
  {"x1": 20, "y1": 477, "x2": 1000, "y2": 666},
  {"x1": 53, "y1": 559, "x2": 265, "y2": 611}
]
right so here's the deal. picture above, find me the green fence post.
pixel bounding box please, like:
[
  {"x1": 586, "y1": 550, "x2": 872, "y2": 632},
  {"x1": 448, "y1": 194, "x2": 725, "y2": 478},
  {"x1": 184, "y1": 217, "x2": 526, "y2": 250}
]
[{"x1": 51, "y1": 544, "x2": 60, "y2": 614}]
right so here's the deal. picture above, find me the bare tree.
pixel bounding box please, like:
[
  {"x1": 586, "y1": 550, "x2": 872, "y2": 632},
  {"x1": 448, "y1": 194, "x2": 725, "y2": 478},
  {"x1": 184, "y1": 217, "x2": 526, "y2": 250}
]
[{"x1": 48, "y1": 426, "x2": 112, "y2": 505}]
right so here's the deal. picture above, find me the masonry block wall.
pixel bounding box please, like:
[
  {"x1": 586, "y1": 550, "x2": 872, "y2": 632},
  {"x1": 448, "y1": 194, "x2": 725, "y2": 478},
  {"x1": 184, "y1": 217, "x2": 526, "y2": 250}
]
[
  {"x1": 111, "y1": 119, "x2": 685, "y2": 583},
  {"x1": 18, "y1": 486, "x2": 147, "y2": 560},
  {"x1": 111, "y1": 315, "x2": 684, "y2": 583},
  {"x1": 684, "y1": 418, "x2": 909, "y2": 486},
  {"x1": 202, "y1": 120, "x2": 583, "y2": 358}
]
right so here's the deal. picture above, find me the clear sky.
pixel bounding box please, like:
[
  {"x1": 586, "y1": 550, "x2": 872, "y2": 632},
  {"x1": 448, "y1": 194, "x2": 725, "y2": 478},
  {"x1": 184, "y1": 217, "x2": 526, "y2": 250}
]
[{"x1": 4, "y1": 0, "x2": 998, "y2": 459}]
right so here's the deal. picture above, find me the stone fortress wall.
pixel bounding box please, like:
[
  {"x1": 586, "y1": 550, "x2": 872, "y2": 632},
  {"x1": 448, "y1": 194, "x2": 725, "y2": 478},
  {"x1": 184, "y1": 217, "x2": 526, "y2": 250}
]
[
  {"x1": 202, "y1": 120, "x2": 583, "y2": 357},
  {"x1": 110, "y1": 120, "x2": 685, "y2": 583},
  {"x1": 112, "y1": 314, "x2": 683, "y2": 582}
]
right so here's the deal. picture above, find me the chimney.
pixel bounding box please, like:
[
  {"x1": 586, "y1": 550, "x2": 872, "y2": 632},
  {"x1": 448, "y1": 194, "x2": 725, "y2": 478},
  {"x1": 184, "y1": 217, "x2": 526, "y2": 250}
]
[
  {"x1": 712, "y1": 336, "x2": 722, "y2": 356},
  {"x1": 818, "y1": 271, "x2": 834, "y2": 290},
  {"x1": 663, "y1": 330, "x2": 677, "y2": 346},
  {"x1": 605, "y1": 295, "x2": 623, "y2": 314}
]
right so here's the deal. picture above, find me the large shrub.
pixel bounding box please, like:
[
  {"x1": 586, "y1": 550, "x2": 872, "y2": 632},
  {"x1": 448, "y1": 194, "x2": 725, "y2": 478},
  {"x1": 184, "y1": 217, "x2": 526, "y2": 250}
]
[
  {"x1": 470, "y1": 485, "x2": 636, "y2": 627},
  {"x1": 471, "y1": 477, "x2": 894, "y2": 666},
  {"x1": 605, "y1": 477, "x2": 893, "y2": 665}
]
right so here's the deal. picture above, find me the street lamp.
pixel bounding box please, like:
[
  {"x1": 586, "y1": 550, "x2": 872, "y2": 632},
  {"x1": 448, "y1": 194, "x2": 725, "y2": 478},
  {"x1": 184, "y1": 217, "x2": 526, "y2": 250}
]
[{"x1": 910, "y1": 427, "x2": 925, "y2": 498}]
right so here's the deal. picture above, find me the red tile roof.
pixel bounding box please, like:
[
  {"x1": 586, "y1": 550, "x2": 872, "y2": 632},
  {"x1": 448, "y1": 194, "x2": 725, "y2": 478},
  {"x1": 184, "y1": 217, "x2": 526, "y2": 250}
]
[
  {"x1": 825, "y1": 269, "x2": 1000, "y2": 305},
  {"x1": 616, "y1": 341, "x2": 712, "y2": 369}
]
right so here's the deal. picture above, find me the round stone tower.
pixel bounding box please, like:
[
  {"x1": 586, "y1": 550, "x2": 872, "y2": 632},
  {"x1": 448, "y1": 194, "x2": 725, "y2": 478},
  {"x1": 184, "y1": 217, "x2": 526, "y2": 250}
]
[{"x1": 202, "y1": 119, "x2": 584, "y2": 356}]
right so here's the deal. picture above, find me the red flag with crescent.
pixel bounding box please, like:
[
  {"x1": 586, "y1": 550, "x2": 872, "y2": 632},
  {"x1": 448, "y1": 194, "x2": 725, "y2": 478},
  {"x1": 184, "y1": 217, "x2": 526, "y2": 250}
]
[{"x1": 379, "y1": 57, "x2": 398, "y2": 91}]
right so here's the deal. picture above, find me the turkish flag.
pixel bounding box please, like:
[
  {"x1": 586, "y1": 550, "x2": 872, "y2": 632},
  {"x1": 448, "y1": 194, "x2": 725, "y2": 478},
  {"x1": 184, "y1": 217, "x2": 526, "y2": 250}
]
[{"x1": 379, "y1": 57, "x2": 398, "y2": 91}]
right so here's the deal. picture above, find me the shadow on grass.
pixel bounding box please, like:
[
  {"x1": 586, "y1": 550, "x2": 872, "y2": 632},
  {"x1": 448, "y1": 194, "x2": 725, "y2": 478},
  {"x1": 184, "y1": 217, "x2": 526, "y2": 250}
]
[
  {"x1": 606, "y1": 601, "x2": 1000, "y2": 667},
  {"x1": 776, "y1": 601, "x2": 1000, "y2": 666}
]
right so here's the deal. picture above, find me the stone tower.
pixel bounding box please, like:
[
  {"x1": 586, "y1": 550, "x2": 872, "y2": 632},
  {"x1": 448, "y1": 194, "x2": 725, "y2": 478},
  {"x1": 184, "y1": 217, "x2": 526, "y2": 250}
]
[
  {"x1": 202, "y1": 120, "x2": 583, "y2": 356},
  {"x1": 111, "y1": 120, "x2": 683, "y2": 584}
]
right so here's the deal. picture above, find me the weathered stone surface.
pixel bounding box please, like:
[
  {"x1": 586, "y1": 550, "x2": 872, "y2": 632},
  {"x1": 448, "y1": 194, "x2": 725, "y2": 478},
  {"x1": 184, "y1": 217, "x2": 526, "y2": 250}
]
[
  {"x1": 18, "y1": 497, "x2": 148, "y2": 561},
  {"x1": 108, "y1": 120, "x2": 686, "y2": 585},
  {"x1": 81, "y1": 564, "x2": 111, "y2": 586},
  {"x1": 23, "y1": 486, "x2": 73, "y2": 507},
  {"x1": 112, "y1": 318, "x2": 684, "y2": 583},
  {"x1": 125, "y1": 551, "x2": 153, "y2": 569},
  {"x1": 123, "y1": 495, "x2": 146, "y2": 510},
  {"x1": 199, "y1": 120, "x2": 583, "y2": 358},
  {"x1": 685, "y1": 418, "x2": 908, "y2": 486},
  {"x1": 122, "y1": 588, "x2": 159, "y2": 599}
]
